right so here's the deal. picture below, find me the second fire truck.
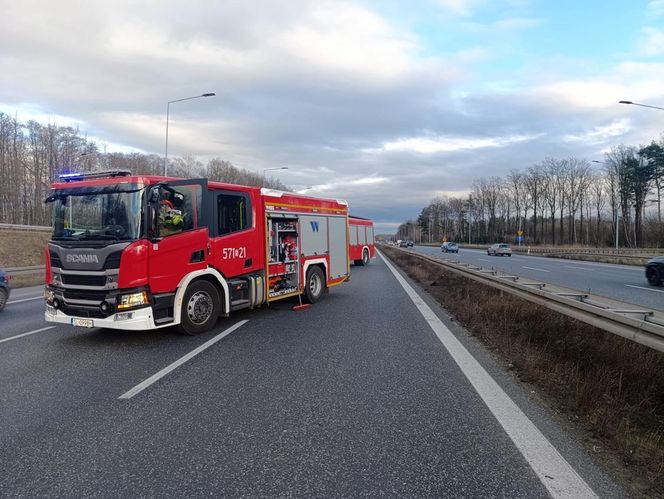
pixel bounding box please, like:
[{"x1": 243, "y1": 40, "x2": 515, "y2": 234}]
[{"x1": 44, "y1": 171, "x2": 350, "y2": 334}]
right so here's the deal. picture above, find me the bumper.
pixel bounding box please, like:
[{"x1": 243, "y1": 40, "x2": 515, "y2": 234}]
[{"x1": 44, "y1": 305, "x2": 166, "y2": 331}]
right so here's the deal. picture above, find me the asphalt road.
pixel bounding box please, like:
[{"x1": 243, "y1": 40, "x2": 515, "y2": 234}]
[
  {"x1": 412, "y1": 245, "x2": 664, "y2": 312},
  {"x1": 0, "y1": 257, "x2": 624, "y2": 498}
]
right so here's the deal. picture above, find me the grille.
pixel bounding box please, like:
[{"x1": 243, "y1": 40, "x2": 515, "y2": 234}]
[
  {"x1": 49, "y1": 250, "x2": 62, "y2": 268},
  {"x1": 103, "y1": 251, "x2": 122, "y2": 270},
  {"x1": 61, "y1": 274, "x2": 108, "y2": 287},
  {"x1": 62, "y1": 290, "x2": 108, "y2": 302}
]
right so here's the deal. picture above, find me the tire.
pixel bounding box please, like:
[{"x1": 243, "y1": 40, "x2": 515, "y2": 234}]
[
  {"x1": 361, "y1": 249, "x2": 370, "y2": 266},
  {"x1": 353, "y1": 260, "x2": 362, "y2": 266},
  {"x1": 508, "y1": 254, "x2": 512, "y2": 257},
  {"x1": 646, "y1": 266, "x2": 663, "y2": 286},
  {"x1": 304, "y1": 266, "x2": 325, "y2": 304},
  {"x1": 0, "y1": 288, "x2": 7, "y2": 312},
  {"x1": 178, "y1": 280, "x2": 220, "y2": 335}
]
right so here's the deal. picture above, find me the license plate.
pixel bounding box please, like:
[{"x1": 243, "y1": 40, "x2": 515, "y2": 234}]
[{"x1": 72, "y1": 318, "x2": 94, "y2": 328}]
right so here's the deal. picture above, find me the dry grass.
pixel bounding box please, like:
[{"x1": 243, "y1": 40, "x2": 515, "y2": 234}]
[
  {"x1": 0, "y1": 229, "x2": 49, "y2": 267},
  {"x1": 382, "y1": 246, "x2": 664, "y2": 497}
]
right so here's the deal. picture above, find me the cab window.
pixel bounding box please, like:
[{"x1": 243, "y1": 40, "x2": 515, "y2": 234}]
[
  {"x1": 157, "y1": 185, "x2": 201, "y2": 237},
  {"x1": 218, "y1": 193, "x2": 251, "y2": 235}
]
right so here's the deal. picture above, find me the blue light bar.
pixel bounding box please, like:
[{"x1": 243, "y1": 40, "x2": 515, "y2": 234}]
[
  {"x1": 58, "y1": 172, "x2": 83, "y2": 181},
  {"x1": 57, "y1": 170, "x2": 132, "y2": 182}
]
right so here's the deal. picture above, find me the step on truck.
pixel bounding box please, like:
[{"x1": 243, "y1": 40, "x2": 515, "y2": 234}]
[
  {"x1": 44, "y1": 171, "x2": 350, "y2": 334},
  {"x1": 349, "y1": 216, "x2": 375, "y2": 266}
]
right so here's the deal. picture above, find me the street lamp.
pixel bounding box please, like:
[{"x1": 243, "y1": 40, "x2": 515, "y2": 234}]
[
  {"x1": 619, "y1": 100, "x2": 664, "y2": 111},
  {"x1": 263, "y1": 166, "x2": 289, "y2": 177},
  {"x1": 164, "y1": 92, "x2": 216, "y2": 175}
]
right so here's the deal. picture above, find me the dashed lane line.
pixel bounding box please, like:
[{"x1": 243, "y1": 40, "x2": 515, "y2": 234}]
[
  {"x1": 379, "y1": 251, "x2": 597, "y2": 499},
  {"x1": 0, "y1": 326, "x2": 56, "y2": 345},
  {"x1": 7, "y1": 296, "x2": 43, "y2": 305},
  {"x1": 118, "y1": 320, "x2": 249, "y2": 400},
  {"x1": 522, "y1": 266, "x2": 551, "y2": 273},
  {"x1": 625, "y1": 284, "x2": 664, "y2": 294}
]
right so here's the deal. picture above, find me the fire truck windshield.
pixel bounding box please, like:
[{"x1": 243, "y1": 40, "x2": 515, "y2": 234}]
[{"x1": 48, "y1": 184, "x2": 144, "y2": 243}]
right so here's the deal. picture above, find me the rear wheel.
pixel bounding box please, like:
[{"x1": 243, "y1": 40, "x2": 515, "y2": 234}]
[
  {"x1": 646, "y1": 266, "x2": 662, "y2": 286},
  {"x1": 304, "y1": 266, "x2": 325, "y2": 303},
  {"x1": 0, "y1": 288, "x2": 7, "y2": 312},
  {"x1": 361, "y1": 249, "x2": 370, "y2": 266},
  {"x1": 178, "y1": 280, "x2": 220, "y2": 335}
]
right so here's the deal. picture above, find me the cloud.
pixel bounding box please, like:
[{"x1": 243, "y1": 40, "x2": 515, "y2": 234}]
[
  {"x1": 638, "y1": 27, "x2": 664, "y2": 57},
  {"x1": 1, "y1": 0, "x2": 663, "y2": 234},
  {"x1": 367, "y1": 133, "x2": 539, "y2": 154},
  {"x1": 647, "y1": 0, "x2": 664, "y2": 16},
  {"x1": 562, "y1": 120, "x2": 632, "y2": 143}
]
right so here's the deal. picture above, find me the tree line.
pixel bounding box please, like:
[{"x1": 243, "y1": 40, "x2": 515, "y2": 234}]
[
  {"x1": 0, "y1": 113, "x2": 288, "y2": 226},
  {"x1": 397, "y1": 140, "x2": 664, "y2": 248}
]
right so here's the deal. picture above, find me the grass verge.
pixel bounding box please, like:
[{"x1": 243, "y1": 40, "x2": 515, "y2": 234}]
[{"x1": 381, "y1": 245, "x2": 664, "y2": 498}]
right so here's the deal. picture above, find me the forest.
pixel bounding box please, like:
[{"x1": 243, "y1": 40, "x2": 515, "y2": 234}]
[
  {"x1": 397, "y1": 141, "x2": 664, "y2": 248},
  {"x1": 0, "y1": 113, "x2": 288, "y2": 227}
]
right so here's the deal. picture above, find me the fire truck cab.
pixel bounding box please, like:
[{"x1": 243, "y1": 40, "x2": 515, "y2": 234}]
[
  {"x1": 349, "y1": 216, "x2": 375, "y2": 266},
  {"x1": 44, "y1": 171, "x2": 349, "y2": 334}
]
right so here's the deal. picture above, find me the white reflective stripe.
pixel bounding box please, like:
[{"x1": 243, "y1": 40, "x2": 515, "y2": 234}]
[{"x1": 379, "y1": 251, "x2": 597, "y2": 499}]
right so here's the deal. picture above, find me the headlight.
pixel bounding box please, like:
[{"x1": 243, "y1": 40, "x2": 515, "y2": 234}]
[
  {"x1": 44, "y1": 288, "x2": 55, "y2": 303},
  {"x1": 117, "y1": 291, "x2": 150, "y2": 310}
]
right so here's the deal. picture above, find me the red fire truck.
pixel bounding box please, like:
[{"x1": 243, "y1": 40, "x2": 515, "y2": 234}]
[
  {"x1": 349, "y1": 216, "x2": 375, "y2": 266},
  {"x1": 44, "y1": 171, "x2": 350, "y2": 334}
]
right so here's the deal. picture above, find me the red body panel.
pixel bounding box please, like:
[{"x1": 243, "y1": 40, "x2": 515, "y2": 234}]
[
  {"x1": 147, "y1": 228, "x2": 209, "y2": 293},
  {"x1": 349, "y1": 216, "x2": 375, "y2": 262},
  {"x1": 117, "y1": 240, "x2": 149, "y2": 289}
]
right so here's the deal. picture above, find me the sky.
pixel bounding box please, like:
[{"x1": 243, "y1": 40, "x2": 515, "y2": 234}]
[{"x1": 1, "y1": 0, "x2": 664, "y2": 233}]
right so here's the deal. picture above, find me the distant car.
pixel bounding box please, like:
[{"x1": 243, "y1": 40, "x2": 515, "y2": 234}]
[
  {"x1": 399, "y1": 240, "x2": 414, "y2": 248},
  {"x1": 0, "y1": 269, "x2": 10, "y2": 311},
  {"x1": 487, "y1": 243, "x2": 512, "y2": 257},
  {"x1": 441, "y1": 242, "x2": 459, "y2": 253},
  {"x1": 646, "y1": 256, "x2": 664, "y2": 286},
  {"x1": 406, "y1": 240, "x2": 414, "y2": 247}
]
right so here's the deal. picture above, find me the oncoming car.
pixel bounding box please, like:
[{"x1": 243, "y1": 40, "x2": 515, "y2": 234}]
[
  {"x1": 487, "y1": 243, "x2": 512, "y2": 257},
  {"x1": 441, "y1": 242, "x2": 459, "y2": 253},
  {"x1": 646, "y1": 256, "x2": 664, "y2": 286}
]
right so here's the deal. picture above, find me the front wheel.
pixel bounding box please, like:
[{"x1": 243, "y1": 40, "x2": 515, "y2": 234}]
[
  {"x1": 178, "y1": 280, "x2": 220, "y2": 335},
  {"x1": 646, "y1": 266, "x2": 663, "y2": 286},
  {"x1": 304, "y1": 266, "x2": 326, "y2": 303}
]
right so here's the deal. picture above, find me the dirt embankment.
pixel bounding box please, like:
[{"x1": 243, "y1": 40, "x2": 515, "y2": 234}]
[
  {"x1": 381, "y1": 245, "x2": 664, "y2": 498},
  {"x1": 0, "y1": 228, "x2": 50, "y2": 287}
]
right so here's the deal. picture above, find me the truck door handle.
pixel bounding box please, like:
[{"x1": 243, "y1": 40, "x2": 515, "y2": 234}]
[
  {"x1": 190, "y1": 250, "x2": 205, "y2": 263},
  {"x1": 244, "y1": 258, "x2": 252, "y2": 268}
]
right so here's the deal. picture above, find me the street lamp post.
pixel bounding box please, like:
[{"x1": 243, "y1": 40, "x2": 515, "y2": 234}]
[
  {"x1": 164, "y1": 92, "x2": 215, "y2": 175},
  {"x1": 262, "y1": 167, "x2": 288, "y2": 185},
  {"x1": 619, "y1": 100, "x2": 664, "y2": 111},
  {"x1": 592, "y1": 159, "x2": 621, "y2": 249}
]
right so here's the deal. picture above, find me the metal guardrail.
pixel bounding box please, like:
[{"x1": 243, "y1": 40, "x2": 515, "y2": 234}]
[
  {"x1": 387, "y1": 247, "x2": 664, "y2": 353},
  {"x1": 6, "y1": 265, "x2": 45, "y2": 275},
  {"x1": 0, "y1": 223, "x2": 51, "y2": 232}
]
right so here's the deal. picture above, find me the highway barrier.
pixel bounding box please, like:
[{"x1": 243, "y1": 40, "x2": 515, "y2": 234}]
[
  {"x1": 387, "y1": 247, "x2": 664, "y2": 354},
  {"x1": 0, "y1": 223, "x2": 51, "y2": 232}
]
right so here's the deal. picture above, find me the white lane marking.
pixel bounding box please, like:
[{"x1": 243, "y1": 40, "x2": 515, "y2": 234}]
[
  {"x1": 379, "y1": 251, "x2": 597, "y2": 499},
  {"x1": 625, "y1": 284, "x2": 664, "y2": 294},
  {"x1": 563, "y1": 265, "x2": 594, "y2": 272},
  {"x1": 7, "y1": 296, "x2": 43, "y2": 305},
  {"x1": 0, "y1": 326, "x2": 56, "y2": 345},
  {"x1": 118, "y1": 320, "x2": 249, "y2": 399},
  {"x1": 522, "y1": 266, "x2": 551, "y2": 273},
  {"x1": 478, "y1": 258, "x2": 491, "y2": 262}
]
